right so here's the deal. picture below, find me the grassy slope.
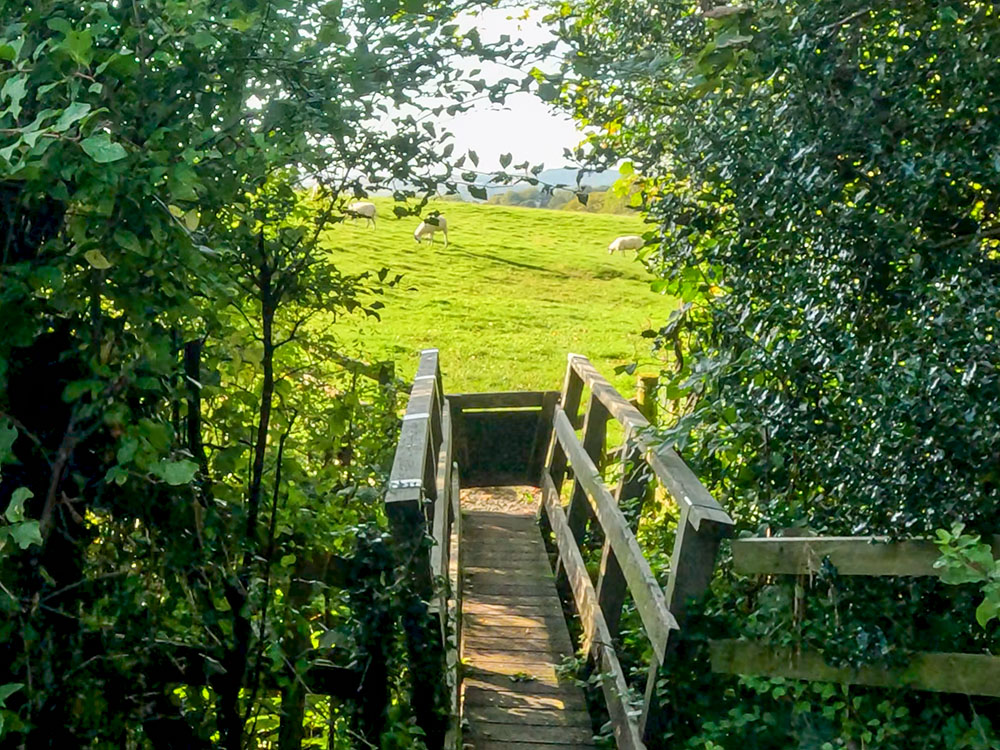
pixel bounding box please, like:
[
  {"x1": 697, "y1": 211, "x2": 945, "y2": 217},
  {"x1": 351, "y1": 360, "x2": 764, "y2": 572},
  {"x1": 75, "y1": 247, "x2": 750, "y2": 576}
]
[{"x1": 326, "y1": 200, "x2": 672, "y2": 394}]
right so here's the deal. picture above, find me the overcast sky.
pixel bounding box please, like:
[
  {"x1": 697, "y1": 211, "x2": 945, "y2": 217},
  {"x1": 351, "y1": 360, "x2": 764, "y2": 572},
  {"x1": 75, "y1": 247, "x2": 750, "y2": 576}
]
[{"x1": 445, "y1": 7, "x2": 585, "y2": 172}]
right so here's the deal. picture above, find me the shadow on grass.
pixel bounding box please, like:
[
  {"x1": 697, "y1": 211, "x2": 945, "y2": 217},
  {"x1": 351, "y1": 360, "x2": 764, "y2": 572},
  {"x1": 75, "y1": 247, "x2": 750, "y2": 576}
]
[{"x1": 449, "y1": 248, "x2": 571, "y2": 279}]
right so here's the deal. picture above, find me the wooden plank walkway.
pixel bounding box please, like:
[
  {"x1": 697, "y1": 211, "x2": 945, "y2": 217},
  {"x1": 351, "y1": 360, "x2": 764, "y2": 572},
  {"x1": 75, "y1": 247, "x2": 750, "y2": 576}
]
[{"x1": 460, "y1": 503, "x2": 595, "y2": 750}]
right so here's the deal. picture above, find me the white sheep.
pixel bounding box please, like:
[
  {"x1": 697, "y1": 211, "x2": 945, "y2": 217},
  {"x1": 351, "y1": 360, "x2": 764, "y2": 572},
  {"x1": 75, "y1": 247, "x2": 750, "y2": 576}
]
[
  {"x1": 608, "y1": 235, "x2": 644, "y2": 255},
  {"x1": 414, "y1": 216, "x2": 448, "y2": 246},
  {"x1": 346, "y1": 201, "x2": 376, "y2": 228}
]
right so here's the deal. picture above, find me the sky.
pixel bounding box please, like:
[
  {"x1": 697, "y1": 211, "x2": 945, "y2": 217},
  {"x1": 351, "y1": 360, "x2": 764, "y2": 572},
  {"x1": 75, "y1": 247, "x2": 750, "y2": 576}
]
[{"x1": 444, "y1": 7, "x2": 586, "y2": 172}]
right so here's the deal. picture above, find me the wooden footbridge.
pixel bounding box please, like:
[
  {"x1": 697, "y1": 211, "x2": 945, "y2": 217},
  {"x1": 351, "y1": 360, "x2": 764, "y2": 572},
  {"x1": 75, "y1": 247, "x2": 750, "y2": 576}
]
[{"x1": 384, "y1": 350, "x2": 735, "y2": 750}]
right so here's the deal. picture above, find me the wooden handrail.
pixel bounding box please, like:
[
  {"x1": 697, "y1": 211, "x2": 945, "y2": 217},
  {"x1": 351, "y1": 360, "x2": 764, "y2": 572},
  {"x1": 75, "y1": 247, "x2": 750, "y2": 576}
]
[
  {"x1": 541, "y1": 472, "x2": 645, "y2": 750},
  {"x1": 568, "y1": 355, "x2": 733, "y2": 530},
  {"x1": 553, "y1": 407, "x2": 678, "y2": 661},
  {"x1": 382, "y1": 349, "x2": 457, "y2": 747},
  {"x1": 541, "y1": 353, "x2": 734, "y2": 747}
]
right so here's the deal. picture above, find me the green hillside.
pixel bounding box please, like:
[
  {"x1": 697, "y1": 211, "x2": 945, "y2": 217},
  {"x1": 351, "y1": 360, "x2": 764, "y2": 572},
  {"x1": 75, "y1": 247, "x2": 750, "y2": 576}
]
[{"x1": 325, "y1": 200, "x2": 671, "y2": 393}]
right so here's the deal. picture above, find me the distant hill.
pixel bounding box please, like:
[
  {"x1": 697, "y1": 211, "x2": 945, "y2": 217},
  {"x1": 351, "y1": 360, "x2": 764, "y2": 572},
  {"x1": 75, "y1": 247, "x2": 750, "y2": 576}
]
[
  {"x1": 443, "y1": 167, "x2": 622, "y2": 202},
  {"x1": 375, "y1": 167, "x2": 624, "y2": 202}
]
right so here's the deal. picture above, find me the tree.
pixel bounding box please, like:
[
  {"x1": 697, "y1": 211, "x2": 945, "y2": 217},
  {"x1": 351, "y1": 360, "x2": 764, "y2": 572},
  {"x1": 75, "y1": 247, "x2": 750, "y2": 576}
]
[
  {"x1": 0, "y1": 0, "x2": 523, "y2": 745},
  {"x1": 550, "y1": 1, "x2": 1000, "y2": 746}
]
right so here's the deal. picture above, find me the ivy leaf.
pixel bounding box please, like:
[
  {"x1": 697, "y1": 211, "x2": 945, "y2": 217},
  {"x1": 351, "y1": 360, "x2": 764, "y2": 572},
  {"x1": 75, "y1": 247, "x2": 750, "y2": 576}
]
[
  {"x1": 10, "y1": 520, "x2": 42, "y2": 549},
  {"x1": 158, "y1": 459, "x2": 198, "y2": 485},
  {"x1": 499, "y1": 152, "x2": 512, "y2": 168},
  {"x1": 5, "y1": 487, "x2": 33, "y2": 523},
  {"x1": 81, "y1": 133, "x2": 127, "y2": 163},
  {"x1": 83, "y1": 249, "x2": 113, "y2": 269}
]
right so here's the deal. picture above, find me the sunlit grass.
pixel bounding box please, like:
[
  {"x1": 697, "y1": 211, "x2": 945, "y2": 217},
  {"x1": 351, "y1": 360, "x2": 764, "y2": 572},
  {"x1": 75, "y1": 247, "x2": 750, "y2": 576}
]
[{"x1": 326, "y1": 199, "x2": 674, "y2": 395}]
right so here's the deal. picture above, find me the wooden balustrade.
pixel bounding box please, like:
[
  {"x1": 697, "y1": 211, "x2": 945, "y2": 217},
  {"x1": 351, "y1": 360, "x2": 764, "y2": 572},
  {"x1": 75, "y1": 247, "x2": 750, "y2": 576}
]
[
  {"x1": 712, "y1": 534, "x2": 1000, "y2": 697},
  {"x1": 539, "y1": 354, "x2": 735, "y2": 749},
  {"x1": 385, "y1": 348, "x2": 461, "y2": 747}
]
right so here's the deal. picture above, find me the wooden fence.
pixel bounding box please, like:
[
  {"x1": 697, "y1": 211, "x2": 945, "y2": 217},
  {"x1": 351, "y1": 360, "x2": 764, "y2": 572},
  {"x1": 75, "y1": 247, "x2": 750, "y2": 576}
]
[
  {"x1": 384, "y1": 349, "x2": 462, "y2": 747},
  {"x1": 711, "y1": 534, "x2": 1000, "y2": 697},
  {"x1": 538, "y1": 354, "x2": 735, "y2": 750}
]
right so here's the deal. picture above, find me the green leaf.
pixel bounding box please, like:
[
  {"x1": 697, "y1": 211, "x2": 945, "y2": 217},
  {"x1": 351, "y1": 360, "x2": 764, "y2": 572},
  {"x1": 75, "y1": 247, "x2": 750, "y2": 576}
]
[
  {"x1": 83, "y1": 249, "x2": 112, "y2": 269},
  {"x1": 189, "y1": 31, "x2": 218, "y2": 49},
  {"x1": 0, "y1": 420, "x2": 16, "y2": 463},
  {"x1": 938, "y1": 6, "x2": 959, "y2": 22},
  {"x1": 80, "y1": 133, "x2": 127, "y2": 163},
  {"x1": 10, "y1": 520, "x2": 42, "y2": 549},
  {"x1": 499, "y1": 152, "x2": 512, "y2": 168},
  {"x1": 280, "y1": 554, "x2": 296, "y2": 567},
  {"x1": 468, "y1": 185, "x2": 487, "y2": 200},
  {"x1": 158, "y1": 459, "x2": 198, "y2": 486},
  {"x1": 61, "y1": 29, "x2": 94, "y2": 66},
  {"x1": 54, "y1": 102, "x2": 91, "y2": 132},
  {"x1": 975, "y1": 594, "x2": 1000, "y2": 628},
  {"x1": 5, "y1": 487, "x2": 33, "y2": 523},
  {"x1": 468, "y1": 150, "x2": 479, "y2": 167},
  {"x1": 1, "y1": 74, "x2": 28, "y2": 120},
  {"x1": 0, "y1": 683, "x2": 23, "y2": 707},
  {"x1": 114, "y1": 229, "x2": 142, "y2": 253}
]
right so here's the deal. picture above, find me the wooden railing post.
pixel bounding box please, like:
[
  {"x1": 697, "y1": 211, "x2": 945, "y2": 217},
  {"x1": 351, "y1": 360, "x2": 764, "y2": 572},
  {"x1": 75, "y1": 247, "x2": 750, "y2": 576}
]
[
  {"x1": 538, "y1": 354, "x2": 585, "y2": 530},
  {"x1": 595, "y1": 434, "x2": 654, "y2": 638},
  {"x1": 640, "y1": 506, "x2": 731, "y2": 742},
  {"x1": 385, "y1": 349, "x2": 448, "y2": 747},
  {"x1": 561, "y1": 392, "x2": 608, "y2": 564},
  {"x1": 635, "y1": 374, "x2": 658, "y2": 423}
]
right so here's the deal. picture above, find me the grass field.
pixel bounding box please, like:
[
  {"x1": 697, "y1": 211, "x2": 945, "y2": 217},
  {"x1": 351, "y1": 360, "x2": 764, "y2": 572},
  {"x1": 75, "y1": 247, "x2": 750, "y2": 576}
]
[{"x1": 325, "y1": 199, "x2": 673, "y2": 394}]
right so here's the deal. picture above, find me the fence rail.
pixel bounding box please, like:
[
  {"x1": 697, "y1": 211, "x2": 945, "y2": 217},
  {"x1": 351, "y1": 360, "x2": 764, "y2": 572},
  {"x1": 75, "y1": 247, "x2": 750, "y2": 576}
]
[
  {"x1": 384, "y1": 349, "x2": 460, "y2": 747},
  {"x1": 539, "y1": 354, "x2": 734, "y2": 749},
  {"x1": 714, "y1": 534, "x2": 1000, "y2": 697}
]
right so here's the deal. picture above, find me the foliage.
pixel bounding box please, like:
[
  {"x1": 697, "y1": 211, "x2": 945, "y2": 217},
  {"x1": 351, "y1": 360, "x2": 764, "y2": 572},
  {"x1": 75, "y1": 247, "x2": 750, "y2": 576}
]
[
  {"x1": 0, "y1": 0, "x2": 529, "y2": 745},
  {"x1": 550, "y1": 0, "x2": 1000, "y2": 746},
  {"x1": 935, "y1": 523, "x2": 1000, "y2": 628},
  {"x1": 486, "y1": 185, "x2": 635, "y2": 213}
]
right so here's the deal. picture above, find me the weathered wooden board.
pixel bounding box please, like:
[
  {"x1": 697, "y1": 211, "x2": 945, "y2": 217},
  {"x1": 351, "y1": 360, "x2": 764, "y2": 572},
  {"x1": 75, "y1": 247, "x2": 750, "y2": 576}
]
[
  {"x1": 567, "y1": 354, "x2": 732, "y2": 531},
  {"x1": 710, "y1": 641, "x2": 1000, "y2": 697},
  {"x1": 541, "y1": 472, "x2": 647, "y2": 750},
  {"x1": 473, "y1": 723, "x2": 595, "y2": 744},
  {"x1": 474, "y1": 743, "x2": 594, "y2": 750},
  {"x1": 466, "y1": 705, "x2": 593, "y2": 727},
  {"x1": 553, "y1": 408, "x2": 678, "y2": 663},
  {"x1": 732, "y1": 535, "x2": 1000, "y2": 577},
  {"x1": 463, "y1": 678, "x2": 587, "y2": 709},
  {"x1": 447, "y1": 391, "x2": 555, "y2": 410},
  {"x1": 453, "y1": 409, "x2": 545, "y2": 487},
  {"x1": 460, "y1": 506, "x2": 594, "y2": 749}
]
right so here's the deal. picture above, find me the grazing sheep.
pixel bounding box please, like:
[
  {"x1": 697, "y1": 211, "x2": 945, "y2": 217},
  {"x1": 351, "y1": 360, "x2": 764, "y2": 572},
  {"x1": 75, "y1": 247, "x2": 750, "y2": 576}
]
[
  {"x1": 608, "y1": 235, "x2": 644, "y2": 254},
  {"x1": 346, "y1": 201, "x2": 376, "y2": 228},
  {"x1": 414, "y1": 216, "x2": 448, "y2": 246}
]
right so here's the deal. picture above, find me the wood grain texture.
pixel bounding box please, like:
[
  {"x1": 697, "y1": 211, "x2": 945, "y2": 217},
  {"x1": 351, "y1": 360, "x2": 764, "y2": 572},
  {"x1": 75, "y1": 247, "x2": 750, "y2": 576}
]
[
  {"x1": 553, "y1": 408, "x2": 678, "y2": 662},
  {"x1": 710, "y1": 641, "x2": 1000, "y2": 697},
  {"x1": 567, "y1": 354, "x2": 733, "y2": 531},
  {"x1": 732, "y1": 535, "x2": 1000, "y2": 577},
  {"x1": 540, "y1": 473, "x2": 647, "y2": 750},
  {"x1": 460, "y1": 508, "x2": 595, "y2": 749}
]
